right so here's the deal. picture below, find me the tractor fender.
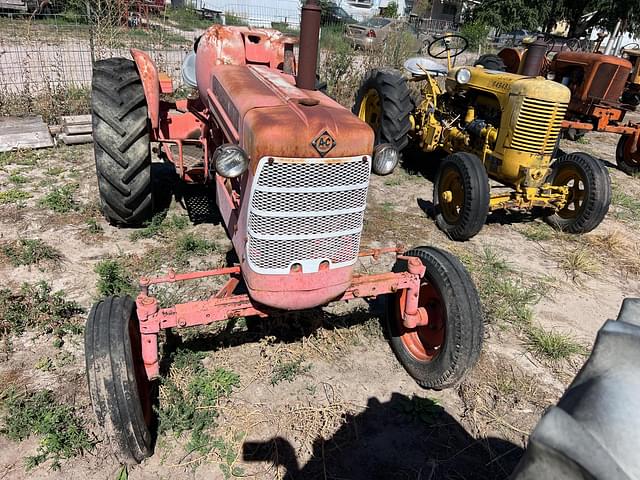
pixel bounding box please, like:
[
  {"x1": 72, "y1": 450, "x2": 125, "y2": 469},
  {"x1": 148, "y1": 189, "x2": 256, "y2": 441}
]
[{"x1": 130, "y1": 48, "x2": 160, "y2": 130}]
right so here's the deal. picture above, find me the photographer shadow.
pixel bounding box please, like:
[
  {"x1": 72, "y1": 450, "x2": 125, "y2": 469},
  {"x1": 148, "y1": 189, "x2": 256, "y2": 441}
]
[{"x1": 243, "y1": 392, "x2": 523, "y2": 480}]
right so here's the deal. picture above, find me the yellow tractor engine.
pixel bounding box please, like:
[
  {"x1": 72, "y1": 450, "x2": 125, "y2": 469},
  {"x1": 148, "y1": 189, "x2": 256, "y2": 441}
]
[{"x1": 354, "y1": 35, "x2": 611, "y2": 241}]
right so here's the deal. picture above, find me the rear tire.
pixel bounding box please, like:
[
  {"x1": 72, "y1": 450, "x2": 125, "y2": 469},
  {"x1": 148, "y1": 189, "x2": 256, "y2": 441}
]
[
  {"x1": 85, "y1": 296, "x2": 154, "y2": 464},
  {"x1": 433, "y1": 152, "x2": 490, "y2": 241},
  {"x1": 544, "y1": 152, "x2": 611, "y2": 233},
  {"x1": 352, "y1": 69, "x2": 413, "y2": 152},
  {"x1": 386, "y1": 246, "x2": 483, "y2": 389},
  {"x1": 616, "y1": 134, "x2": 640, "y2": 176},
  {"x1": 474, "y1": 53, "x2": 506, "y2": 71},
  {"x1": 92, "y1": 58, "x2": 153, "y2": 226}
]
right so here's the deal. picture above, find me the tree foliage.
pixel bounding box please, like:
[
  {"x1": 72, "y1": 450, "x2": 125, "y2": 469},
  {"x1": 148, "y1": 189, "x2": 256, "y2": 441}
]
[{"x1": 468, "y1": 0, "x2": 640, "y2": 37}]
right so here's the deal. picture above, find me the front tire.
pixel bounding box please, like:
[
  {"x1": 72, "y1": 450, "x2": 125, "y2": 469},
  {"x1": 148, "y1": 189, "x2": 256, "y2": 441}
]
[
  {"x1": 85, "y1": 296, "x2": 154, "y2": 464},
  {"x1": 352, "y1": 69, "x2": 413, "y2": 154},
  {"x1": 616, "y1": 134, "x2": 640, "y2": 176},
  {"x1": 544, "y1": 152, "x2": 611, "y2": 233},
  {"x1": 386, "y1": 247, "x2": 484, "y2": 389},
  {"x1": 433, "y1": 152, "x2": 490, "y2": 241},
  {"x1": 92, "y1": 58, "x2": 153, "y2": 226}
]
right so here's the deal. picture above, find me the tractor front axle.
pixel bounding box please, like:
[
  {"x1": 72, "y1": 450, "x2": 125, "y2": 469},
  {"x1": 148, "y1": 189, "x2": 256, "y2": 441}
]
[{"x1": 135, "y1": 249, "x2": 428, "y2": 379}]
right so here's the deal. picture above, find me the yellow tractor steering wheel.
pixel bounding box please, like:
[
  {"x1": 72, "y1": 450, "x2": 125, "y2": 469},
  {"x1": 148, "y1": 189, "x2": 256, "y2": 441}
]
[{"x1": 427, "y1": 34, "x2": 469, "y2": 70}]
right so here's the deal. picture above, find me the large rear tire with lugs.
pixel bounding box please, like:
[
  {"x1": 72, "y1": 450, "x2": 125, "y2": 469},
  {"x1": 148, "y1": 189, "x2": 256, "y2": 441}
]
[
  {"x1": 386, "y1": 246, "x2": 484, "y2": 389},
  {"x1": 92, "y1": 57, "x2": 153, "y2": 226},
  {"x1": 352, "y1": 68, "x2": 413, "y2": 153},
  {"x1": 85, "y1": 296, "x2": 155, "y2": 464}
]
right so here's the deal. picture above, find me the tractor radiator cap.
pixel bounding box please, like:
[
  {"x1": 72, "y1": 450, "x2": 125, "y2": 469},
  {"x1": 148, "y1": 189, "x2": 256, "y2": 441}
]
[
  {"x1": 181, "y1": 52, "x2": 197, "y2": 88},
  {"x1": 404, "y1": 57, "x2": 448, "y2": 77}
]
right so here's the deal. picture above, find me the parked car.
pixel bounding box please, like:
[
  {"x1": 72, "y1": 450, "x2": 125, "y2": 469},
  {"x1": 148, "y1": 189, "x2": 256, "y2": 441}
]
[
  {"x1": 495, "y1": 29, "x2": 534, "y2": 46},
  {"x1": 345, "y1": 17, "x2": 421, "y2": 49},
  {"x1": 321, "y1": 2, "x2": 356, "y2": 26}
]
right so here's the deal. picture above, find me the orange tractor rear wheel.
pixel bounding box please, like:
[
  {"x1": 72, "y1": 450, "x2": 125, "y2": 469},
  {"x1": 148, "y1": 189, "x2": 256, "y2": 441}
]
[{"x1": 616, "y1": 134, "x2": 640, "y2": 176}]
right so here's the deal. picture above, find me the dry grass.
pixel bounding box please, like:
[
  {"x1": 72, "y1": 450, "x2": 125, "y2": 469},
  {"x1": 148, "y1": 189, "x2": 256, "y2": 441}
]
[{"x1": 556, "y1": 246, "x2": 600, "y2": 282}]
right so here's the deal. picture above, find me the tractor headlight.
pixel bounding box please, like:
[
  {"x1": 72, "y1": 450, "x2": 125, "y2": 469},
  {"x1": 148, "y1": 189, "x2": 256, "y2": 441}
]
[
  {"x1": 213, "y1": 144, "x2": 249, "y2": 178},
  {"x1": 455, "y1": 68, "x2": 472, "y2": 84},
  {"x1": 372, "y1": 143, "x2": 399, "y2": 176}
]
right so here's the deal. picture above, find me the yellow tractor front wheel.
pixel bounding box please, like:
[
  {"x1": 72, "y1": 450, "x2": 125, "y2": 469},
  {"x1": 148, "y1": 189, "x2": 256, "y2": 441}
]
[
  {"x1": 433, "y1": 152, "x2": 490, "y2": 241},
  {"x1": 544, "y1": 152, "x2": 611, "y2": 233}
]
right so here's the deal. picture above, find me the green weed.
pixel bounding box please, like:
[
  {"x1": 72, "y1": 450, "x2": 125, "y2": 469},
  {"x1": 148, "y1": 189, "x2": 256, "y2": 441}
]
[
  {"x1": 0, "y1": 188, "x2": 31, "y2": 204},
  {"x1": 45, "y1": 166, "x2": 65, "y2": 176},
  {"x1": 130, "y1": 213, "x2": 189, "y2": 240},
  {"x1": 1, "y1": 239, "x2": 62, "y2": 267},
  {"x1": 396, "y1": 395, "x2": 442, "y2": 424},
  {"x1": 611, "y1": 184, "x2": 640, "y2": 222},
  {"x1": 270, "y1": 358, "x2": 311, "y2": 385},
  {"x1": 518, "y1": 222, "x2": 554, "y2": 241},
  {"x1": 158, "y1": 349, "x2": 240, "y2": 456},
  {"x1": 8, "y1": 173, "x2": 28, "y2": 184},
  {"x1": 94, "y1": 259, "x2": 136, "y2": 297},
  {"x1": 0, "y1": 389, "x2": 93, "y2": 470},
  {"x1": 176, "y1": 232, "x2": 218, "y2": 258},
  {"x1": 526, "y1": 327, "x2": 587, "y2": 361},
  {"x1": 85, "y1": 218, "x2": 103, "y2": 235},
  {"x1": 0, "y1": 150, "x2": 38, "y2": 166},
  {"x1": 38, "y1": 184, "x2": 79, "y2": 213},
  {"x1": 0, "y1": 281, "x2": 83, "y2": 340}
]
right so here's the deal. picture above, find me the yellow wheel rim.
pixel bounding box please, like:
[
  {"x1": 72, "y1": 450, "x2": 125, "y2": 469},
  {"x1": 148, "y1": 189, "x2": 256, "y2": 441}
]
[
  {"x1": 358, "y1": 89, "x2": 382, "y2": 131},
  {"x1": 439, "y1": 167, "x2": 465, "y2": 224},
  {"x1": 554, "y1": 164, "x2": 586, "y2": 219}
]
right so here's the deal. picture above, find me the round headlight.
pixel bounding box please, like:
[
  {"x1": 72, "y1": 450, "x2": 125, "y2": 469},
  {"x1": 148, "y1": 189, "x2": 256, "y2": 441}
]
[
  {"x1": 213, "y1": 144, "x2": 249, "y2": 178},
  {"x1": 455, "y1": 68, "x2": 472, "y2": 84},
  {"x1": 372, "y1": 143, "x2": 399, "y2": 176}
]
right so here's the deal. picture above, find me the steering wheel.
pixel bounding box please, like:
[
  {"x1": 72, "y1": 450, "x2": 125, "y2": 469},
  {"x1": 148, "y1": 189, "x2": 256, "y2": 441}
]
[
  {"x1": 623, "y1": 42, "x2": 640, "y2": 51},
  {"x1": 565, "y1": 38, "x2": 582, "y2": 51},
  {"x1": 427, "y1": 34, "x2": 468, "y2": 60},
  {"x1": 541, "y1": 33, "x2": 557, "y2": 53}
]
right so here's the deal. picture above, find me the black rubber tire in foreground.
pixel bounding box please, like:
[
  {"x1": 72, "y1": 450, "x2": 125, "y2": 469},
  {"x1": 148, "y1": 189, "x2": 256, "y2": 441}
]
[
  {"x1": 433, "y1": 152, "x2": 490, "y2": 241},
  {"x1": 474, "y1": 53, "x2": 507, "y2": 71},
  {"x1": 85, "y1": 296, "x2": 154, "y2": 464},
  {"x1": 352, "y1": 68, "x2": 413, "y2": 152},
  {"x1": 387, "y1": 246, "x2": 484, "y2": 389},
  {"x1": 544, "y1": 152, "x2": 611, "y2": 234},
  {"x1": 616, "y1": 134, "x2": 640, "y2": 176},
  {"x1": 92, "y1": 57, "x2": 152, "y2": 226}
]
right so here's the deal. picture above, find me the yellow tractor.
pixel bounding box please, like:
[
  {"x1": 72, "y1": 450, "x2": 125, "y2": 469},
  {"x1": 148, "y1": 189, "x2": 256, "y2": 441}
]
[{"x1": 354, "y1": 34, "x2": 611, "y2": 240}]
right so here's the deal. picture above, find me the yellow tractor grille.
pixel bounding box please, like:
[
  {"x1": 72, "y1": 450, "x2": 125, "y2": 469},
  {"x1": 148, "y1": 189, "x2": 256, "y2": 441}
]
[{"x1": 510, "y1": 98, "x2": 568, "y2": 155}]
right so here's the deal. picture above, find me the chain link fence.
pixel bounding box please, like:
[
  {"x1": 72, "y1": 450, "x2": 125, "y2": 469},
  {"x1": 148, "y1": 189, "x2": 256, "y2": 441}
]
[{"x1": 0, "y1": 4, "x2": 455, "y2": 121}]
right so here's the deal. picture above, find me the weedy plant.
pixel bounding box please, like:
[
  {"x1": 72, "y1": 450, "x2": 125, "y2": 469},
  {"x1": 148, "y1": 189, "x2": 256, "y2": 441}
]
[
  {"x1": 0, "y1": 389, "x2": 94, "y2": 470},
  {"x1": 1, "y1": 238, "x2": 62, "y2": 268},
  {"x1": 94, "y1": 258, "x2": 137, "y2": 297},
  {"x1": 0, "y1": 281, "x2": 83, "y2": 342},
  {"x1": 38, "y1": 184, "x2": 79, "y2": 213},
  {"x1": 526, "y1": 326, "x2": 587, "y2": 361},
  {"x1": 130, "y1": 213, "x2": 189, "y2": 240},
  {"x1": 270, "y1": 358, "x2": 311, "y2": 385},
  {"x1": 158, "y1": 349, "x2": 240, "y2": 457},
  {"x1": 0, "y1": 188, "x2": 31, "y2": 204}
]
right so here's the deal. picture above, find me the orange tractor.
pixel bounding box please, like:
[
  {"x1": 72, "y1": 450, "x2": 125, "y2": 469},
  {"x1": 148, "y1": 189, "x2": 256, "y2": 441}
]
[
  {"x1": 85, "y1": 0, "x2": 484, "y2": 463},
  {"x1": 477, "y1": 39, "x2": 640, "y2": 175}
]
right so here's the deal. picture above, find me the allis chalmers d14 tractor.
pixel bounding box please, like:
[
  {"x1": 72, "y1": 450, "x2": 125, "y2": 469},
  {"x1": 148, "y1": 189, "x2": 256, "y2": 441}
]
[
  {"x1": 481, "y1": 39, "x2": 640, "y2": 176},
  {"x1": 85, "y1": 1, "x2": 484, "y2": 463},
  {"x1": 354, "y1": 34, "x2": 611, "y2": 241}
]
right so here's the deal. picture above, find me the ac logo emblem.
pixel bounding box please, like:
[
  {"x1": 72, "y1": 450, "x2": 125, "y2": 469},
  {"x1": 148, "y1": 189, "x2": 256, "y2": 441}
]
[{"x1": 312, "y1": 130, "x2": 336, "y2": 157}]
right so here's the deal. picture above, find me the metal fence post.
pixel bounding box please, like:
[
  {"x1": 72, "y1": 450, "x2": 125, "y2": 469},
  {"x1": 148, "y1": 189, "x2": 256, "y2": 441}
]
[{"x1": 87, "y1": 0, "x2": 95, "y2": 65}]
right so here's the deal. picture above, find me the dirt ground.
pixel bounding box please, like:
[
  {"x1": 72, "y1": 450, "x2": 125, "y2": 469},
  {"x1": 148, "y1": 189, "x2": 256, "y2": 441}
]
[{"x1": 1, "y1": 103, "x2": 640, "y2": 480}]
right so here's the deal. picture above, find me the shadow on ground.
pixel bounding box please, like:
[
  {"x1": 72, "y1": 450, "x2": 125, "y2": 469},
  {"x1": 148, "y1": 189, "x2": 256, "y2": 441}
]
[{"x1": 242, "y1": 391, "x2": 524, "y2": 480}]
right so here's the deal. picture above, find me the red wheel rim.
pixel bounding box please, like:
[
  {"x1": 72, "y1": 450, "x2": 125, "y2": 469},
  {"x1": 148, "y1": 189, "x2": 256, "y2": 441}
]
[
  {"x1": 623, "y1": 135, "x2": 640, "y2": 168},
  {"x1": 395, "y1": 282, "x2": 446, "y2": 361}
]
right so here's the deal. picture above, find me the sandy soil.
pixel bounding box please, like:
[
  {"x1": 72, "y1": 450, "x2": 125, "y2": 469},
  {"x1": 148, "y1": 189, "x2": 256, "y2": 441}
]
[{"x1": 0, "y1": 113, "x2": 639, "y2": 480}]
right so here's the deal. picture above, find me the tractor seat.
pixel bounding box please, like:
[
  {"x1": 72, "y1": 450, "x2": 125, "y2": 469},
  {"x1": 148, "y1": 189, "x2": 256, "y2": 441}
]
[{"x1": 404, "y1": 57, "x2": 448, "y2": 77}]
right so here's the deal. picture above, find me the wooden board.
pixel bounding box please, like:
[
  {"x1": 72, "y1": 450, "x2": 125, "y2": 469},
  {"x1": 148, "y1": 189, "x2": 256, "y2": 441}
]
[
  {"x1": 63, "y1": 124, "x2": 93, "y2": 136},
  {"x1": 0, "y1": 116, "x2": 53, "y2": 152},
  {"x1": 61, "y1": 115, "x2": 92, "y2": 126}
]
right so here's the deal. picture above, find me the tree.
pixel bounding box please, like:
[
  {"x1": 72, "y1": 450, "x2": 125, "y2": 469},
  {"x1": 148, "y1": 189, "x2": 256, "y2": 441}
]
[{"x1": 469, "y1": 0, "x2": 549, "y2": 34}]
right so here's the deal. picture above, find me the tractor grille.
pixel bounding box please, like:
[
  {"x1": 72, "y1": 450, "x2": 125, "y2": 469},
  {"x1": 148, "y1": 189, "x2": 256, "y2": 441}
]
[
  {"x1": 510, "y1": 97, "x2": 567, "y2": 155},
  {"x1": 247, "y1": 156, "x2": 371, "y2": 274}
]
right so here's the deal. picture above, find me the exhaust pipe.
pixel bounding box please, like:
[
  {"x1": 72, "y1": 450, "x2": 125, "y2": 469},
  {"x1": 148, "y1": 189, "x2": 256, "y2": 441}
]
[{"x1": 296, "y1": 0, "x2": 321, "y2": 90}]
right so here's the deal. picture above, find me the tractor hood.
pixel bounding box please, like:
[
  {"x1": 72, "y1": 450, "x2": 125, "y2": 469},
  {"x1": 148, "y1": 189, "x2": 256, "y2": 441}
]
[
  {"x1": 202, "y1": 64, "x2": 374, "y2": 165},
  {"x1": 447, "y1": 66, "x2": 571, "y2": 103}
]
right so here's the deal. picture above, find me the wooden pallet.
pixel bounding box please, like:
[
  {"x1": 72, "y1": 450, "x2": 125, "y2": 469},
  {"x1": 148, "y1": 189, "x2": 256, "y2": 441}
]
[{"x1": 0, "y1": 116, "x2": 53, "y2": 152}]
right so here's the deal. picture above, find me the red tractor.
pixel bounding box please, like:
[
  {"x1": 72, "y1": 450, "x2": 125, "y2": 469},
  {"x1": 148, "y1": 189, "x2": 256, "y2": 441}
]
[
  {"x1": 478, "y1": 40, "x2": 640, "y2": 175},
  {"x1": 86, "y1": 0, "x2": 484, "y2": 463}
]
